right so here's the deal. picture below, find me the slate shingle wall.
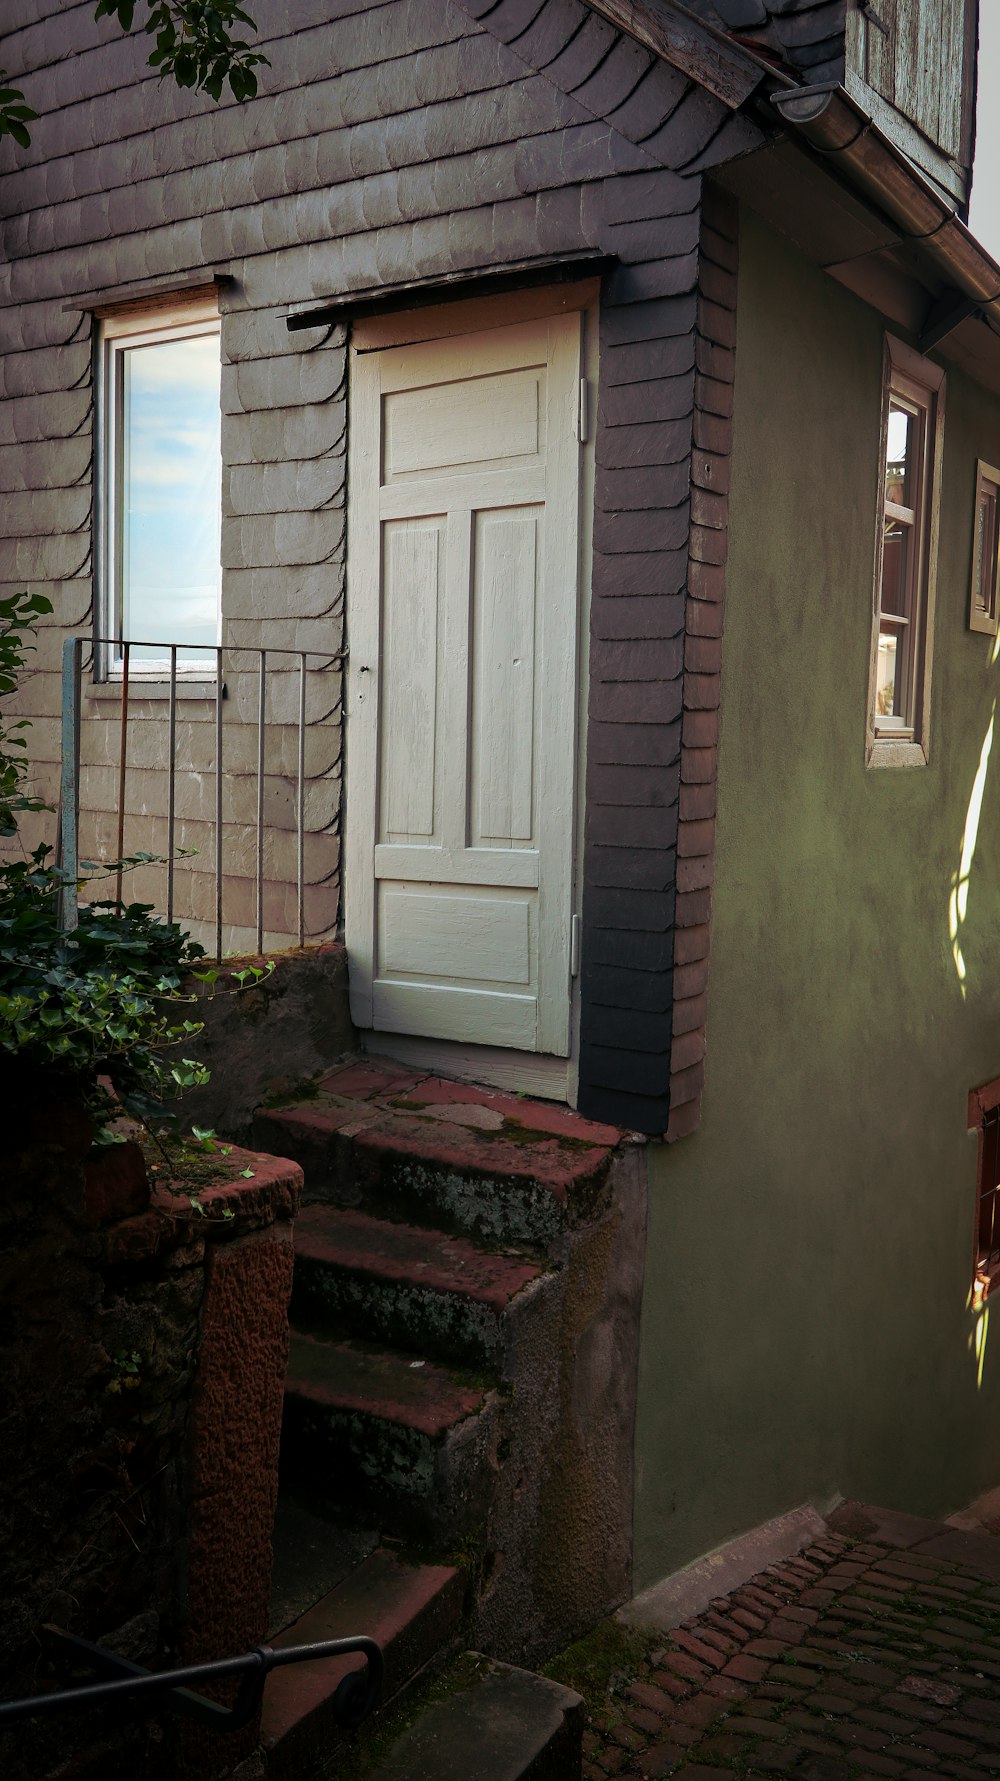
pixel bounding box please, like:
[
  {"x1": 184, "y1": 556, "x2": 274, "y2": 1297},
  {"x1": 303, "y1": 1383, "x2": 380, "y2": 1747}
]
[
  {"x1": 666, "y1": 185, "x2": 738, "y2": 1141},
  {"x1": 0, "y1": 0, "x2": 763, "y2": 1124}
]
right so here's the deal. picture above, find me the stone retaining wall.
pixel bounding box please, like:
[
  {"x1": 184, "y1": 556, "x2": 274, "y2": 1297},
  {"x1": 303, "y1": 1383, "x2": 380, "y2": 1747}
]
[{"x1": 0, "y1": 1068, "x2": 300, "y2": 1780}]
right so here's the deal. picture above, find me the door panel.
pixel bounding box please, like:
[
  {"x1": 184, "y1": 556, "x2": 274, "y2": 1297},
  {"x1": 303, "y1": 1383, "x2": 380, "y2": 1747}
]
[
  {"x1": 383, "y1": 367, "x2": 543, "y2": 476},
  {"x1": 379, "y1": 518, "x2": 442, "y2": 841},
  {"x1": 471, "y1": 507, "x2": 538, "y2": 846},
  {"x1": 379, "y1": 886, "x2": 532, "y2": 984},
  {"x1": 346, "y1": 313, "x2": 581, "y2": 1056}
]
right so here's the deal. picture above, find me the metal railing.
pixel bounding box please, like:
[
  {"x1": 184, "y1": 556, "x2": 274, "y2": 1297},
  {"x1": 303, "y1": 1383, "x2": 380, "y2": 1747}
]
[
  {"x1": 58, "y1": 637, "x2": 344, "y2": 959},
  {"x1": 0, "y1": 1622, "x2": 382, "y2": 1732}
]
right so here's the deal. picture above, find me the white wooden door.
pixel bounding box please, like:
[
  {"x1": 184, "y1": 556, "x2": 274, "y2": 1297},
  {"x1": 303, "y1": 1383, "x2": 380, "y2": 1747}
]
[{"x1": 345, "y1": 313, "x2": 582, "y2": 1055}]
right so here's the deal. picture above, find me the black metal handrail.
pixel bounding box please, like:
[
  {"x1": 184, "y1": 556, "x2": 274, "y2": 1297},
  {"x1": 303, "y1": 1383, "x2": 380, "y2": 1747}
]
[{"x1": 0, "y1": 1624, "x2": 383, "y2": 1733}]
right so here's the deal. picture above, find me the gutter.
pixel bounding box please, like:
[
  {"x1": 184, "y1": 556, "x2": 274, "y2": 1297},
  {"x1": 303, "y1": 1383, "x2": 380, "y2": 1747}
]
[{"x1": 771, "y1": 81, "x2": 1000, "y2": 345}]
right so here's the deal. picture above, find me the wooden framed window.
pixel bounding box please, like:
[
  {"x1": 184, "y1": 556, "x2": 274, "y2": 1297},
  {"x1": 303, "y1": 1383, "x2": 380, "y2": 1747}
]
[
  {"x1": 968, "y1": 1078, "x2": 1000, "y2": 1301},
  {"x1": 969, "y1": 460, "x2": 1000, "y2": 636},
  {"x1": 97, "y1": 298, "x2": 222, "y2": 678},
  {"x1": 867, "y1": 337, "x2": 945, "y2": 767}
]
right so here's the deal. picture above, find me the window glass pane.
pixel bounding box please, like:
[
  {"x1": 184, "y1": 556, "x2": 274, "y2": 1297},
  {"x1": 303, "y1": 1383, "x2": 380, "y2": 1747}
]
[
  {"x1": 974, "y1": 487, "x2": 997, "y2": 619},
  {"x1": 120, "y1": 330, "x2": 221, "y2": 665},
  {"x1": 885, "y1": 403, "x2": 913, "y2": 507},
  {"x1": 880, "y1": 517, "x2": 912, "y2": 618},
  {"x1": 876, "y1": 624, "x2": 902, "y2": 720}
]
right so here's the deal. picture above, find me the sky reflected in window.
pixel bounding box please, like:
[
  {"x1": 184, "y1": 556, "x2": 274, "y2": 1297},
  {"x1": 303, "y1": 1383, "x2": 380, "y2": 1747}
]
[{"x1": 121, "y1": 330, "x2": 221, "y2": 663}]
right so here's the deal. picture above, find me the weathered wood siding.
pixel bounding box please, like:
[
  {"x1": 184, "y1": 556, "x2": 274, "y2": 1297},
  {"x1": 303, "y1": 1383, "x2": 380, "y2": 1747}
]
[
  {"x1": 858, "y1": 0, "x2": 971, "y2": 157},
  {"x1": 844, "y1": 0, "x2": 976, "y2": 207},
  {"x1": 0, "y1": 0, "x2": 764, "y2": 1127}
]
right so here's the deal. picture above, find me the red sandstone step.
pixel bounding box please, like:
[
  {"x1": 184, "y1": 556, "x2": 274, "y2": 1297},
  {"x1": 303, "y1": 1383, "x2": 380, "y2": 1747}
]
[
  {"x1": 318, "y1": 1062, "x2": 621, "y2": 1148},
  {"x1": 261, "y1": 1547, "x2": 463, "y2": 1781},
  {"x1": 282, "y1": 1330, "x2": 499, "y2": 1542},
  {"x1": 296, "y1": 1205, "x2": 543, "y2": 1307},
  {"x1": 292, "y1": 1205, "x2": 545, "y2": 1365},
  {"x1": 286, "y1": 1328, "x2": 488, "y2": 1437},
  {"x1": 259, "y1": 1097, "x2": 613, "y2": 1193},
  {"x1": 256, "y1": 1086, "x2": 617, "y2": 1247}
]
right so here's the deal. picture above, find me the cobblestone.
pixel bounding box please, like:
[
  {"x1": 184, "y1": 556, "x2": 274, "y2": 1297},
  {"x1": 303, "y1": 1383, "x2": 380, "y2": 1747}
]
[{"x1": 578, "y1": 1507, "x2": 1000, "y2": 1779}]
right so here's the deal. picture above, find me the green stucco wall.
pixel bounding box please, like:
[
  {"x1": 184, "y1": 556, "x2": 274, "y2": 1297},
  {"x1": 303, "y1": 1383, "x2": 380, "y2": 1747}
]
[{"x1": 634, "y1": 207, "x2": 1000, "y2": 1589}]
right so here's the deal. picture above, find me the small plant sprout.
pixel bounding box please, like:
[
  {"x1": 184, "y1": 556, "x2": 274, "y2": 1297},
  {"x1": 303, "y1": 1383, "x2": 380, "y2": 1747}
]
[
  {"x1": 189, "y1": 1127, "x2": 232, "y2": 1157},
  {"x1": 106, "y1": 1350, "x2": 143, "y2": 1395}
]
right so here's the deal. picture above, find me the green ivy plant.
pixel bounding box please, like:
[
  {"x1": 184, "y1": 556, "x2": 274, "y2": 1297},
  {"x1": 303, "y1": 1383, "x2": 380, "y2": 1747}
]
[
  {"x1": 0, "y1": 589, "x2": 208, "y2": 1134},
  {"x1": 0, "y1": 590, "x2": 53, "y2": 834},
  {"x1": 0, "y1": 845, "x2": 212, "y2": 1132},
  {"x1": 1, "y1": 1, "x2": 265, "y2": 146}
]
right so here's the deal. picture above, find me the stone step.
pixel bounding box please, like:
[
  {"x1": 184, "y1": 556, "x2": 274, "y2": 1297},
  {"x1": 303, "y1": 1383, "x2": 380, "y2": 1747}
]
[
  {"x1": 260, "y1": 1546, "x2": 464, "y2": 1781},
  {"x1": 291, "y1": 1203, "x2": 547, "y2": 1367},
  {"x1": 282, "y1": 1329, "x2": 501, "y2": 1543},
  {"x1": 361, "y1": 1653, "x2": 584, "y2": 1780},
  {"x1": 268, "y1": 1496, "x2": 379, "y2": 1640},
  {"x1": 254, "y1": 1061, "x2": 620, "y2": 1250}
]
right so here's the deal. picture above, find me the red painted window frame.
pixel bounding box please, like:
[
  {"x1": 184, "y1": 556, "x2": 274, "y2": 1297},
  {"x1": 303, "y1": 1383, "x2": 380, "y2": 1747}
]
[{"x1": 968, "y1": 1077, "x2": 1000, "y2": 1300}]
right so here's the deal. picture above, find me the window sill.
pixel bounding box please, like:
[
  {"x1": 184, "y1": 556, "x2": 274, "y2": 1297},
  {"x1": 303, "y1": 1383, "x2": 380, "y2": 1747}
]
[
  {"x1": 867, "y1": 737, "x2": 928, "y2": 769},
  {"x1": 86, "y1": 680, "x2": 222, "y2": 703}
]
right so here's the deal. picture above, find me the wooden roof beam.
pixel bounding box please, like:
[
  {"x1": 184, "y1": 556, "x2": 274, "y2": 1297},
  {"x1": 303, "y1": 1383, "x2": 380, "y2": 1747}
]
[{"x1": 582, "y1": 0, "x2": 770, "y2": 107}]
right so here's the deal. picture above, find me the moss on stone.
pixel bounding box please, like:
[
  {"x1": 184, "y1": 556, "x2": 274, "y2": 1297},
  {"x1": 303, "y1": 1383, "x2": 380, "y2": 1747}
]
[
  {"x1": 259, "y1": 1073, "x2": 323, "y2": 1108},
  {"x1": 136, "y1": 1126, "x2": 245, "y2": 1191},
  {"x1": 326, "y1": 1649, "x2": 489, "y2": 1781},
  {"x1": 542, "y1": 1616, "x2": 660, "y2": 1718}
]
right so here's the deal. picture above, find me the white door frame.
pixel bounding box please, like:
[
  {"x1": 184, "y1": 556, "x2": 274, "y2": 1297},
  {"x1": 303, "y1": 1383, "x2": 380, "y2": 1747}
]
[{"x1": 344, "y1": 283, "x2": 598, "y2": 1102}]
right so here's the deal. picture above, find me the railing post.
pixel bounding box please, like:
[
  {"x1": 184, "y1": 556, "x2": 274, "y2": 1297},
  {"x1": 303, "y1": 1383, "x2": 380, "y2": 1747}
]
[
  {"x1": 114, "y1": 641, "x2": 130, "y2": 906},
  {"x1": 297, "y1": 654, "x2": 306, "y2": 949},
  {"x1": 57, "y1": 637, "x2": 82, "y2": 932},
  {"x1": 167, "y1": 645, "x2": 177, "y2": 926},
  {"x1": 215, "y1": 646, "x2": 224, "y2": 962},
  {"x1": 256, "y1": 649, "x2": 266, "y2": 955}
]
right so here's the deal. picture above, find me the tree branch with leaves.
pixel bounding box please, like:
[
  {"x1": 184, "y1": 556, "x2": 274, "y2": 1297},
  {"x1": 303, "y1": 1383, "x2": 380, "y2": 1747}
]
[{"x1": 1, "y1": 0, "x2": 265, "y2": 146}]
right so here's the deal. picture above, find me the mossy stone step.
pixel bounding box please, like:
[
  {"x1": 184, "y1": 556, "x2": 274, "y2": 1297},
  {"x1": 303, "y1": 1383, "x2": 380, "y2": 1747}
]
[
  {"x1": 282, "y1": 1330, "x2": 501, "y2": 1542},
  {"x1": 261, "y1": 1547, "x2": 464, "y2": 1781},
  {"x1": 254, "y1": 1063, "x2": 619, "y2": 1249},
  {"x1": 359, "y1": 1653, "x2": 584, "y2": 1780},
  {"x1": 291, "y1": 1204, "x2": 545, "y2": 1367}
]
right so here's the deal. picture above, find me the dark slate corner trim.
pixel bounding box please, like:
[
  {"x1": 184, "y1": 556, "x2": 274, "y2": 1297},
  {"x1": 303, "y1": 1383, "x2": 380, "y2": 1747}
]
[{"x1": 666, "y1": 184, "x2": 738, "y2": 1142}]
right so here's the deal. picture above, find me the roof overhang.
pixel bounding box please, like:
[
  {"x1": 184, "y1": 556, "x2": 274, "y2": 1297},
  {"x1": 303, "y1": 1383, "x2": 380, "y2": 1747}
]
[
  {"x1": 771, "y1": 83, "x2": 1000, "y2": 328},
  {"x1": 714, "y1": 80, "x2": 1000, "y2": 396},
  {"x1": 285, "y1": 251, "x2": 615, "y2": 334}
]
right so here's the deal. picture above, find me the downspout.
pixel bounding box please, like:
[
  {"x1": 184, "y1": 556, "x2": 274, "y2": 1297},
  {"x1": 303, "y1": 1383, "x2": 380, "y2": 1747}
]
[{"x1": 771, "y1": 82, "x2": 1000, "y2": 340}]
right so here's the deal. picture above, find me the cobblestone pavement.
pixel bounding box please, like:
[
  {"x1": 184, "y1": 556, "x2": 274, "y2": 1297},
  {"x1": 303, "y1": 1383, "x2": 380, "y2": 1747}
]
[{"x1": 584, "y1": 1506, "x2": 1000, "y2": 1780}]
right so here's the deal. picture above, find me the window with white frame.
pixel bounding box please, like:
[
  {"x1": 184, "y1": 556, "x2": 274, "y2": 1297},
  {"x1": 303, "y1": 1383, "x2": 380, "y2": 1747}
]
[
  {"x1": 868, "y1": 337, "x2": 944, "y2": 763},
  {"x1": 970, "y1": 459, "x2": 1000, "y2": 636},
  {"x1": 99, "y1": 301, "x2": 222, "y2": 676}
]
